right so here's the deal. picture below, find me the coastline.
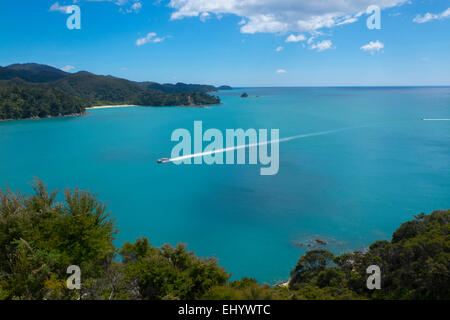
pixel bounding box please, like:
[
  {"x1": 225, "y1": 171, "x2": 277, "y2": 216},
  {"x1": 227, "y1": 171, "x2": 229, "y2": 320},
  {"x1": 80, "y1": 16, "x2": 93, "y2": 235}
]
[
  {"x1": 86, "y1": 105, "x2": 137, "y2": 110},
  {"x1": 87, "y1": 103, "x2": 223, "y2": 110},
  {"x1": 0, "y1": 112, "x2": 86, "y2": 122},
  {"x1": 1, "y1": 103, "x2": 223, "y2": 122}
]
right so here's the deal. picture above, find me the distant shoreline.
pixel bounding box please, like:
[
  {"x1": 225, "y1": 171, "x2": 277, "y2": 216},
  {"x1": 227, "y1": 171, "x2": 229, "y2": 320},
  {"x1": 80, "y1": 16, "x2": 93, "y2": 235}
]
[
  {"x1": 86, "y1": 105, "x2": 137, "y2": 110},
  {"x1": 0, "y1": 103, "x2": 222, "y2": 122},
  {"x1": 87, "y1": 103, "x2": 222, "y2": 110},
  {"x1": 0, "y1": 112, "x2": 85, "y2": 122}
]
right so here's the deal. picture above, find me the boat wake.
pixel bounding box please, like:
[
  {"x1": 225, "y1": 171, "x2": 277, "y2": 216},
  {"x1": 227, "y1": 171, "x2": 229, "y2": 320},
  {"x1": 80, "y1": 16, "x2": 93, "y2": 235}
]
[{"x1": 161, "y1": 126, "x2": 364, "y2": 164}]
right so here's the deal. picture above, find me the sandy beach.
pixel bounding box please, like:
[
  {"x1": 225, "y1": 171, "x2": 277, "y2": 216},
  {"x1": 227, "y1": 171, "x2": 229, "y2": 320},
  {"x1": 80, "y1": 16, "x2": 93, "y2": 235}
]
[
  {"x1": 86, "y1": 105, "x2": 137, "y2": 110},
  {"x1": 87, "y1": 104, "x2": 220, "y2": 110}
]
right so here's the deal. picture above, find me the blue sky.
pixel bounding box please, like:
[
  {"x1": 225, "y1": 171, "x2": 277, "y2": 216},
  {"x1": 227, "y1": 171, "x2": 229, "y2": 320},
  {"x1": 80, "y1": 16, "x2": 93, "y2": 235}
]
[{"x1": 0, "y1": 0, "x2": 449, "y2": 86}]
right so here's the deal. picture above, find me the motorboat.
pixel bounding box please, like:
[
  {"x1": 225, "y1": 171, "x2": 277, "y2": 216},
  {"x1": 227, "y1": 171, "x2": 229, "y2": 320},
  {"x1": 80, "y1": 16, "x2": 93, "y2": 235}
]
[{"x1": 157, "y1": 158, "x2": 171, "y2": 164}]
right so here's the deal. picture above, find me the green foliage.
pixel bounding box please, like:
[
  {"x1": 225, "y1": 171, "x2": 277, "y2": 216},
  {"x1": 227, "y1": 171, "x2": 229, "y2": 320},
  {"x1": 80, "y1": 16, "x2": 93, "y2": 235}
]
[
  {"x1": 141, "y1": 82, "x2": 218, "y2": 94},
  {"x1": 316, "y1": 267, "x2": 347, "y2": 288},
  {"x1": 291, "y1": 284, "x2": 364, "y2": 300},
  {"x1": 120, "y1": 240, "x2": 229, "y2": 300},
  {"x1": 217, "y1": 85, "x2": 233, "y2": 90},
  {"x1": 202, "y1": 278, "x2": 291, "y2": 300},
  {"x1": 360, "y1": 210, "x2": 450, "y2": 299},
  {"x1": 290, "y1": 249, "x2": 334, "y2": 288},
  {"x1": 0, "y1": 179, "x2": 117, "y2": 299},
  {"x1": 0, "y1": 82, "x2": 84, "y2": 120}
]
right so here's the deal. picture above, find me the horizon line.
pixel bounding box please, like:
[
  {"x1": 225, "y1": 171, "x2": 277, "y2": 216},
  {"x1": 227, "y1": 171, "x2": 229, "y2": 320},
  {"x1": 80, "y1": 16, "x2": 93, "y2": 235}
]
[{"x1": 226, "y1": 85, "x2": 450, "y2": 89}]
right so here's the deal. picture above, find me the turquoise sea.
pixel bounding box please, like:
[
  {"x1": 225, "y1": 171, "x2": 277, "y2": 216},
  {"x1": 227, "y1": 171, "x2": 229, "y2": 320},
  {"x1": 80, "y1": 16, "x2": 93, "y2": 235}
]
[{"x1": 1, "y1": 87, "x2": 449, "y2": 284}]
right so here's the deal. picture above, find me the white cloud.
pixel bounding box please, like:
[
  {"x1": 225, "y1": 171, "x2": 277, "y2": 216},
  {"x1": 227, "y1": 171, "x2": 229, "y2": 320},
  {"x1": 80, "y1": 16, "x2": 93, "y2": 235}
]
[
  {"x1": 118, "y1": 1, "x2": 143, "y2": 13},
  {"x1": 309, "y1": 40, "x2": 333, "y2": 52},
  {"x1": 285, "y1": 34, "x2": 306, "y2": 43},
  {"x1": 276, "y1": 69, "x2": 287, "y2": 74},
  {"x1": 360, "y1": 40, "x2": 384, "y2": 55},
  {"x1": 441, "y1": 8, "x2": 450, "y2": 18},
  {"x1": 276, "y1": 46, "x2": 283, "y2": 52},
  {"x1": 85, "y1": 0, "x2": 142, "y2": 14},
  {"x1": 240, "y1": 14, "x2": 288, "y2": 33},
  {"x1": 336, "y1": 17, "x2": 358, "y2": 26},
  {"x1": 131, "y1": 2, "x2": 142, "y2": 13},
  {"x1": 136, "y1": 32, "x2": 164, "y2": 46},
  {"x1": 413, "y1": 8, "x2": 450, "y2": 23},
  {"x1": 168, "y1": 0, "x2": 407, "y2": 34},
  {"x1": 61, "y1": 65, "x2": 76, "y2": 72},
  {"x1": 200, "y1": 12, "x2": 210, "y2": 22},
  {"x1": 49, "y1": 2, "x2": 71, "y2": 13}
]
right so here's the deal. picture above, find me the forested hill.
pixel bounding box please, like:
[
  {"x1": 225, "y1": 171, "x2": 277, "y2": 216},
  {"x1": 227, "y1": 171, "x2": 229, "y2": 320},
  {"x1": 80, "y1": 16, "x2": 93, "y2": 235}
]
[
  {"x1": 0, "y1": 63, "x2": 68, "y2": 83},
  {"x1": 0, "y1": 63, "x2": 230, "y2": 120},
  {"x1": 141, "y1": 81, "x2": 218, "y2": 94}
]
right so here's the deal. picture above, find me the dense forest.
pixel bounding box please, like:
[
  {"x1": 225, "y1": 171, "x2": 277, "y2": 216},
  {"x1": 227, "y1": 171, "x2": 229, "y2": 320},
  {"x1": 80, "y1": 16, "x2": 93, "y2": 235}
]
[
  {"x1": 141, "y1": 81, "x2": 217, "y2": 94},
  {"x1": 0, "y1": 63, "x2": 228, "y2": 120},
  {"x1": 0, "y1": 82, "x2": 85, "y2": 120},
  {"x1": 0, "y1": 180, "x2": 448, "y2": 300}
]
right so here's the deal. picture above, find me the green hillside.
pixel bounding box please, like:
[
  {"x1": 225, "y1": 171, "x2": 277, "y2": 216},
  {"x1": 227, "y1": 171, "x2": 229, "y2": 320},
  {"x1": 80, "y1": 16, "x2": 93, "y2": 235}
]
[{"x1": 0, "y1": 63, "x2": 223, "y2": 120}]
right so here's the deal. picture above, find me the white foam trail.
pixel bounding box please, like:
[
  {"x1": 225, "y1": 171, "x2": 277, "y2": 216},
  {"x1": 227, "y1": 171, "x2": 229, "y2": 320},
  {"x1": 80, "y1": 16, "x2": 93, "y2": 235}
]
[
  {"x1": 168, "y1": 126, "x2": 357, "y2": 163},
  {"x1": 422, "y1": 119, "x2": 450, "y2": 121}
]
